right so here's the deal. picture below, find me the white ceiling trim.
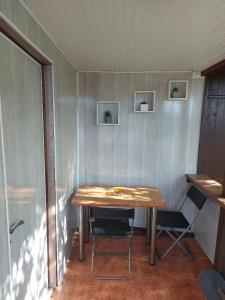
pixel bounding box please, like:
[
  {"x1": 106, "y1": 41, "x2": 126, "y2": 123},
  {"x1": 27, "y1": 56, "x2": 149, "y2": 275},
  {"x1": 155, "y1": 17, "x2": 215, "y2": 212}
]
[{"x1": 78, "y1": 70, "x2": 193, "y2": 74}]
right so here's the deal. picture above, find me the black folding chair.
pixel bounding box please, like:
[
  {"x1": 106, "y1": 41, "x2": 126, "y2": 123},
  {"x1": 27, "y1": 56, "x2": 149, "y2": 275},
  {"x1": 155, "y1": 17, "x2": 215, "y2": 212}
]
[
  {"x1": 90, "y1": 207, "x2": 135, "y2": 279},
  {"x1": 156, "y1": 185, "x2": 207, "y2": 259}
]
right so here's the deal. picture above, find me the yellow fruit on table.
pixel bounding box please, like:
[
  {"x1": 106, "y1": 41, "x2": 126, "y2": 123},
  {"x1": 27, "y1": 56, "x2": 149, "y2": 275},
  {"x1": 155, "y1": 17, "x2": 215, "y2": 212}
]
[{"x1": 114, "y1": 187, "x2": 123, "y2": 193}]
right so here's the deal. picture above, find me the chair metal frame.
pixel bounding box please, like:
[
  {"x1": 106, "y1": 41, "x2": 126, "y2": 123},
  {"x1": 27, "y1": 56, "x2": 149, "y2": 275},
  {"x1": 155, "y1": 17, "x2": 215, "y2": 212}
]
[
  {"x1": 157, "y1": 185, "x2": 207, "y2": 259},
  {"x1": 90, "y1": 208, "x2": 134, "y2": 280}
]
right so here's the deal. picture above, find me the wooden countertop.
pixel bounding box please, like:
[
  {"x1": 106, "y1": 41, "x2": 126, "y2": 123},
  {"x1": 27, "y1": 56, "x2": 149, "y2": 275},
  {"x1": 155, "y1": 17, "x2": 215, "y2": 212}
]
[
  {"x1": 71, "y1": 185, "x2": 166, "y2": 208},
  {"x1": 186, "y1": 174, "x2": 225, "y2": 209}
]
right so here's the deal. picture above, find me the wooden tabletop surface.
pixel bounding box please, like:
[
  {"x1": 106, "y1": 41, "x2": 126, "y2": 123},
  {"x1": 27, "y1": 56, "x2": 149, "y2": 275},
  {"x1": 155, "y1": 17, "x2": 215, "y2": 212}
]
[
  {"x1": 186, "y1": 174, "x2": 225, "y2": 209},
  {"x1": 71, "y1": 185, "x2": 166, "y2": 208}
]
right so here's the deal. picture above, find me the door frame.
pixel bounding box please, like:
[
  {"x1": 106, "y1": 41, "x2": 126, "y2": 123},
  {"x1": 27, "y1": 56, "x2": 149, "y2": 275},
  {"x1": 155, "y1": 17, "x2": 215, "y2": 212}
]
[{"x1": 0, "y1": 13, "x2": 57, "y2": 287}]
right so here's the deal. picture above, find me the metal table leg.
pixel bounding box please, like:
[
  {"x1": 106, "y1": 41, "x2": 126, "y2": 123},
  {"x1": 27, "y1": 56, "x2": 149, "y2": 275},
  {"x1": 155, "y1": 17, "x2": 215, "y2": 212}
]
[
  {"x1": 84, "y1": 206, "x2": 89, "y2": 242},
  {"x1": 79, "y1": 206, "x2": 84, "y2": 261},
  {"x1": 150, "y1": 208, "x2": 157, "y2": 265},
  {"x1": 146, "y1": 208, "x2": 151, "y2": 245}
]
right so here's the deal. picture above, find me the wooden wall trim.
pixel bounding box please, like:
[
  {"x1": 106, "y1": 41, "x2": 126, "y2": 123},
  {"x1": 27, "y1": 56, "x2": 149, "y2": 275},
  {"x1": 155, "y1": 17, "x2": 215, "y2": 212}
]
[
  {"x1": 42, "y1": 65, "x2": 57, "y2": 287},
  {"x1": 201, "y1": 59, "x2": 225, "y2": 76},
  {"x1": 0, "y1": 14, "x2": 57, "y2": 287},
  {"x1": 0, "y1": 13, "x2": 51, "y2": 65}
]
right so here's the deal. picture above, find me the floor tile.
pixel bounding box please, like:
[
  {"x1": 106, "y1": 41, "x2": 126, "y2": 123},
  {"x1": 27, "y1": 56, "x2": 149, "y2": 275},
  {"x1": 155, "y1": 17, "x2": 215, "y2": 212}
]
[
  {"x1": 93, "y1": 280, "x2": 130, "y2": 300},
  {"x1": 130, "y1": 277, "x2": 168, "y2": 300},
  {"x1": 93, "y1": 256, "x2": 129, "y2": 278},
  {"x1": 51, "y1": 235, "x2": 212, "y2": 300},
  {"x1": 165, "y1": 279, "x2": 205, "y2": 300}
]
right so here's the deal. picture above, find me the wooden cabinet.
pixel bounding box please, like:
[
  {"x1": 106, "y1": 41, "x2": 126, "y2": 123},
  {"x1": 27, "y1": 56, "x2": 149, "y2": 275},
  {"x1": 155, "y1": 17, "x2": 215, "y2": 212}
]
[
  {"x1": 198, "y1": 73, "x2": 225, "y2": 183},
  {"x1": 197, "y1": 70, "x2": 225, "y2": 276}
]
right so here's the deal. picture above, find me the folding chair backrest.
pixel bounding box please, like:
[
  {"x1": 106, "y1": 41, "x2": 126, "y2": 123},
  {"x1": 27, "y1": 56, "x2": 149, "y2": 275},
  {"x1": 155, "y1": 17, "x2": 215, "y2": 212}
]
[
  {"x1": 90, "y1": 207, "x2": 135, "y2": 220},
  {"x1": 186, "y1": 186, "x2": 207, "y2": 210}
]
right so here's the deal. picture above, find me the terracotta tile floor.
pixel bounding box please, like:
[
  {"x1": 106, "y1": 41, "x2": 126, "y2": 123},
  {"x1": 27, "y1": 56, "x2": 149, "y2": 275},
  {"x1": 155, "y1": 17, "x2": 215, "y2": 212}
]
[{"x1": 51, "y1": 235, "x2": 214, "y2": 300}]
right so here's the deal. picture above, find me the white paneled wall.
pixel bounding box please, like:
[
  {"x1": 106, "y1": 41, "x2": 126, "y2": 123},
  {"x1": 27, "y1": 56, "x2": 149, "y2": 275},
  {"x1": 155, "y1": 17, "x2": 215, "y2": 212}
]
[
  {"x1": 54, "y1": 70, "x2": 78, "y2": 282},
  {"x1": 78, "y1": 72, "x2": 204, "y2": 227},
  {"x1": 194, "y1": 199, "x2": 220, "y2": 262}
]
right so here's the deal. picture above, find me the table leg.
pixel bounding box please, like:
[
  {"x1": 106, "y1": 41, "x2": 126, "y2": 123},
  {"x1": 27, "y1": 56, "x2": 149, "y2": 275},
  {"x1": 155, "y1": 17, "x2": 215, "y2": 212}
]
[
  {"x1": 79, "y1": 206, "x2": 84, "y2": 261},
  {"x1": 150, "y1": 208, "x2": 157, "y2": 265},
  {"x1": 84, "y1": 206, "x2": 89, "y2": 242},
  {"x1": 146, "y1": 208, "x2": 151, "y2": 245}
]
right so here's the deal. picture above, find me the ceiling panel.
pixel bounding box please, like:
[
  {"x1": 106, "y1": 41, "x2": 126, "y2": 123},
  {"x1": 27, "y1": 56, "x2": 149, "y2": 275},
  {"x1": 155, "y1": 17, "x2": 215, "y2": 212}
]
[{"x1": 21, "y1": 0, "x2": 225, "y2": 71}]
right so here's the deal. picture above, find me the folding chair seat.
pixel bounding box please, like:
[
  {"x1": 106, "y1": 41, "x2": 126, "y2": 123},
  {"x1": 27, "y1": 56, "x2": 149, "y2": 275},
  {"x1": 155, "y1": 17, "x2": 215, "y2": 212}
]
[
  {"x1": 157, "y1": 185, "x2": 207, "y2": 259},
  {"x1": 157, "y1": 210, "x2": 189, "y2": 229},
  {"x1": 92, "y1": 218, "x2": 131, "y2": 236},
  {"x1": 90, "y1": 207, "x2": 135, "y2": 279}
]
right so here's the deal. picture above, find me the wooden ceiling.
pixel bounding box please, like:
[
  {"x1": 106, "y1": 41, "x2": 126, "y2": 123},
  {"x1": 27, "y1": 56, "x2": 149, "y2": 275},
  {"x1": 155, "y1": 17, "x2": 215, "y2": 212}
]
[{"x1": 21, "y1": 0, "x2": 225, "y2": 72}]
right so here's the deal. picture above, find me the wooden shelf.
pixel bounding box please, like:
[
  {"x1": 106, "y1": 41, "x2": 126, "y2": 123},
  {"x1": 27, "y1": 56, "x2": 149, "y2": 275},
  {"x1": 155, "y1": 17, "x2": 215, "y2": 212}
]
[{"x1": 186, "y1": 174, "x2": 225, "y2": 209}]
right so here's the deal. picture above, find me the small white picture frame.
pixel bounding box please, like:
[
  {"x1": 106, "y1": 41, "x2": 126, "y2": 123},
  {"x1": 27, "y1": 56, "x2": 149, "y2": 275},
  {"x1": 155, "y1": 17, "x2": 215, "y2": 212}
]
[
  {"x1": 168, "y1": 80, "x2": 188, "y2": 100},
  {"x1": 96, "y1": 101, "x2": 120, "y2": 125},
  {"x1": 134, "y1": 91, "x2": 156, "y2": 112}
]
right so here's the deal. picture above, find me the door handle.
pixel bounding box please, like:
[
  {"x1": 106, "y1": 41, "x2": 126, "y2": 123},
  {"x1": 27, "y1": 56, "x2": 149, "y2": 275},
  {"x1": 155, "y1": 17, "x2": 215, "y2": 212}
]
[{"x1": 9, "y1": 219, "x2": 25, "y2": 234}]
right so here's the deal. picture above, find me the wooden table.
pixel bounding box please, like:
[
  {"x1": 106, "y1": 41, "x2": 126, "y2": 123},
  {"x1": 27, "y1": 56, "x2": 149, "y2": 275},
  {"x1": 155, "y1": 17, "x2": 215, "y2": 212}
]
[{"x1": 71, "y1": 185, "x2": 166, "y2": 265}]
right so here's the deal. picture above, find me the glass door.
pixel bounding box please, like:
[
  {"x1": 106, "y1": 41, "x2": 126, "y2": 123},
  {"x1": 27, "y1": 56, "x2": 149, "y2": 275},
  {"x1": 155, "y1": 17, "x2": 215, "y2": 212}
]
[{"x1": 0, "y1": 33, "x2": 48, "y2": 300}]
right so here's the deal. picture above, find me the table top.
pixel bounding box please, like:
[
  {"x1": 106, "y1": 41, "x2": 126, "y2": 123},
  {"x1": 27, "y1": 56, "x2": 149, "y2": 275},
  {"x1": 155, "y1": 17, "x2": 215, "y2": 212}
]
[
  {"x1": 71, "y1": 185, "x2": 166, "y2": 208},
  {"x1": 186, "y1": 174, "x2": 225, "y2": 209}
]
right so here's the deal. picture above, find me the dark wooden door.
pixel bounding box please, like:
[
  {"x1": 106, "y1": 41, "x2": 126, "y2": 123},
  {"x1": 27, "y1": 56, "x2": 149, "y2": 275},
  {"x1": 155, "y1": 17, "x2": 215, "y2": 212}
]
[
  {"x1": 198, "y1": 72, "x2": 225, "y2": 183},
  {"x1": 198, "y1": 70, "x2": 225, "y2": 275}
]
